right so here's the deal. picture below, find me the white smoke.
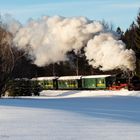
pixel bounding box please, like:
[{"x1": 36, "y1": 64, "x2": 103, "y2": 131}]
[
  {"x1": 85, "y1": 33, "x2": 136, "y2": 71},
  {"x1": 8, "y1": 15, "x2": 136, "y2": 71},
  {"x1": 13, "y1": 16, "x2": 103, "y2": 66},
  {"x1": 2, "y1": 14, "x2": 21, "y2": 34}
]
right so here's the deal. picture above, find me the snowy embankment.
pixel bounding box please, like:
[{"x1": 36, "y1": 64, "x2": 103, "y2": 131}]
[
  {"x1": 0, "y1": 90, "x2": 140, "y2": 140},
  {"x1": 39, "y1": 90, "x2": 140, "y2": 98}
]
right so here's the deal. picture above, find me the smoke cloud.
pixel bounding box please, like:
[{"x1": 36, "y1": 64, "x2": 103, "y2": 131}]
[
  {"x1": 7, "y1": 15, "x2": 136, "y2": 71},
  {"x1": 85, "y1": 33, "x2": 136, "y2": 71},
  {"x1": 2, "y1": 14, "x2": 21, "y2": 35}
]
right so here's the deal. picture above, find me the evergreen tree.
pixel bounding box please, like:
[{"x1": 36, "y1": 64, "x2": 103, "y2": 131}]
[
  {"x1": 134, "y1": 9, "x2": 140, "y2": 77},
  {"x1": 116, "y1": 27, "x2": 124, "y2": 38},
  {"x1": 123, "y1": 22, "x2": 137, "y2": 50},
  {"x1": 135, "y1": 10, "x2": 140, "y2": 56}
]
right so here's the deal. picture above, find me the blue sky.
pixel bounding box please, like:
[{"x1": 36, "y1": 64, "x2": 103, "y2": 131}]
[{"x1": 0, "y1": 0, "x2": 140, "y2": 31}]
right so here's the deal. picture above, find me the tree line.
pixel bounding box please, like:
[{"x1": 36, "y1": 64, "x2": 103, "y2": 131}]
[
  {"x1": 0, "y1": 10, "x2": 140, "y2": 96},
  {"x1": 121, "y1": 10, "x2": 140, "y2": 77}
]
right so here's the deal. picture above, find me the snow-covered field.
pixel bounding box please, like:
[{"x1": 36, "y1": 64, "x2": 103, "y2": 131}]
[{"x1": 0, "y1": 90, "x2": 140, "y2": 140}]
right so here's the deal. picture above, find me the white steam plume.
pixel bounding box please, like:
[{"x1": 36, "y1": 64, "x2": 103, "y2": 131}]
[
  {"x1": 2, "y1": 14, "x2": 21, "y2": 34},
  {"x1": 8, "y1": 15, "x2": 136, "y2": 71},
  {"x1": 85, "y1": 33, "x2": 136, "y2": 71},
  {"x1": 13, "y1": 16, "x2": 103, "y2": 66}
]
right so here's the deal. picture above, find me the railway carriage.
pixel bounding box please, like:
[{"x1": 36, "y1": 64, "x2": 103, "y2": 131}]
[
  {"x1": 32, "y1": 77, "x2": 58, "y2": 90},
  {"x1": 57, "y1": 76, "x2": 82, "y2": 90},
  {"x1": 81, "y1": 75, "x2": 115, "y2": 90}
]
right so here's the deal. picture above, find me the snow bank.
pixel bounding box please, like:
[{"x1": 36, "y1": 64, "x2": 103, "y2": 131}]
[{"x1": 39, "y1": 90, "x2": 140, "y2": 98}]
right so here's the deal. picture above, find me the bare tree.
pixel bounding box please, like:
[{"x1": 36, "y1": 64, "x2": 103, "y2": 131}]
[
  {"x1": 101, "y1": 19, "x2": 114, "y2": 31},
  {"x1": 0, "y1": 25, "x2": 15, "y2": 96}
]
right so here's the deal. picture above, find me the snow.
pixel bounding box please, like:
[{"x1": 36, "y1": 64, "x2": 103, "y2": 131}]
[
  {"x1": 0, "y1": 90, "x2": 140, "y2": 140},
  {"x1": 58, "y1": 76, "x2": 82, "y2": 80},
  {"x1": 40, "y1": 90, "x2": 140, "y2": 98},
  {"x1": 32, "y1": 76, "x2": 58, "y2": 81},
  {"x1": 82, "y1": 74, "x2": 111, "y2": 78},
  {"x1": 37, "y1": 75, "x2": 112, "y2": 81}
]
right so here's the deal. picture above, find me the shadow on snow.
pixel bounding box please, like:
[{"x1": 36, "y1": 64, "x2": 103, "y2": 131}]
[{"x1": 0, "y1": 96, "x2": 140, "y2": 123}]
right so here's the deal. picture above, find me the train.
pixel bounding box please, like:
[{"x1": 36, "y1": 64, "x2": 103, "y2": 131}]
[
  {"x1": 5, "y1": 74, "x2": 140, "y2": 96},
  {"x1": 32, "y1": 75, "x2": 131, "y2": 90},
  {"x1": 31, "y1": 75, "x2": 129, "y2": 91}
]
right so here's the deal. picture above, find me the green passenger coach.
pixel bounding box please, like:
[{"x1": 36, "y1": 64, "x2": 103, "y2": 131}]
[
  {"x1": 57, "y1": 76, "x2": 82, "y2": 89},
  {"x1": 32, "y1": 77, "x2": 58, "y2": 90},
  {"x1": 82, "y1": 75, "x2": 113, "y2": 89}
]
